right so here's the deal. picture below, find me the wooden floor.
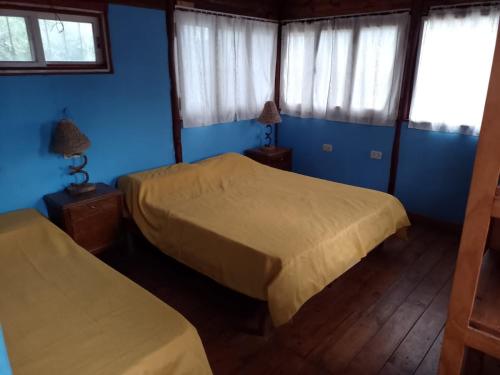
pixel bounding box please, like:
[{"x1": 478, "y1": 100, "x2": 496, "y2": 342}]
[{"x1": 100, "y1": 223, "x2": 500, "y2": 375}]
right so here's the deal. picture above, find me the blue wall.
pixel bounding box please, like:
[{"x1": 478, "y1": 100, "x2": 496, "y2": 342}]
[
  {"x1": 0, "y1": 4, "x2": 265, "y2": 215},
  {"x1": 0, "y1": 4, "x2": 477, "y2": 224},
  {"x1": 396, "y1": 124, "x2": 477, "y2": 223},
  {"x1": 0, "y1": 5, "x2": 175, "y2": 214},
  {"x1": 182, "y1": 120, "x2": 265, "y2": 163},
  {"x1": 279, "y1": 116, "x2": 477, "y2": 224},
  {"x1": 279, "y1": 116, "x2": 395, "y2": 192}
]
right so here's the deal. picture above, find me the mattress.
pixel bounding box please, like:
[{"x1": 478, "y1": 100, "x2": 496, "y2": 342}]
[
  {"x1": 0, "y1": 209, "x2": 212, "y2": 375},
  {"x1": 119, "y1": 153, "x2": 410, "y2": 326}
]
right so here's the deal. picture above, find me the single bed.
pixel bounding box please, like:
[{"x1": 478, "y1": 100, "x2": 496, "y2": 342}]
[
  {"x1": 0, "y1": 209, "x2": 212, "y2": 375},
  {"x1": 119, "y1": 153, "x2": 410, "y2": 327}
]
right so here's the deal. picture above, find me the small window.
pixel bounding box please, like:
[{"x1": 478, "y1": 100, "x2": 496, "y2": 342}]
[{"x1": 0, "y1": 7, "x2": 111, "y2": 74}]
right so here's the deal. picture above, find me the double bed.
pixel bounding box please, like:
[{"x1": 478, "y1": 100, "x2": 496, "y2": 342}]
[
  {"x1": 119, "y1": 153, "x2": 410, "y2": 327},
  {"x1": 0, "y1": 209, "x2": 212, "y2": 375}
]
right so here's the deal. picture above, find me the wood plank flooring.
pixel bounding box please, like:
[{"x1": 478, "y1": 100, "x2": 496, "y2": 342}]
[{"x1": 100, "y1": 223, "x2": 500, "y2": 375}]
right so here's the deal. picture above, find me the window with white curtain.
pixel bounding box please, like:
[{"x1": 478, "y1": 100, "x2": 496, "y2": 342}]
[
  {"x1": 409, "y1": 5, "x2": 500, "y2": 136},
  {"x1": 175, "y1": 10, "x2": 278, "y2": 128},
  {"x1": 280, "y1": 13, "x2": 409, "y2": 126}
]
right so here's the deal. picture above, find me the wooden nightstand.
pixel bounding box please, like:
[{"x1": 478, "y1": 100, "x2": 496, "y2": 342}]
[
  {"x1": 44, "y1": 183, "x2": 123, "y2": 254},
  {"x1": 244, "y1": 147, "x2": 292, "y2": 171}
]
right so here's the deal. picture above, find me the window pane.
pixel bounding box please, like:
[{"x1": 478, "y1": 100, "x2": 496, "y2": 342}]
[
  {"x1": 38, "y1": 19, "x2": 96, "y2": 62},
  {"x1": 283, "y1": 30, "x2": 306, "y2": 107},
  {"x1": 410, "y1": 6, "x2": 499, "y2": 134},
  {"x1": 351, "y1": 25, "x2": 398, "y2": 112},
  {"x1": 314, "y1": 28, "x2": 352, "y2": 112},
  {"x1": 0, "y1": 16, "x2": 33, "y2": 62},
  {"x1": 177, "y1": 21, "x2": 217, "y2": 126}
]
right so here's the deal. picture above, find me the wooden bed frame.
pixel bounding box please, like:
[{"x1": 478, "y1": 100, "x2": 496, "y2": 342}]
[
  {"x1": 123, "y1": 216, "x2": 387, "y2": 336},
  {"x1": 439, "y1": 28, "x2": 500, "y2": 374},
  {"x1": 124, "y1": 215, "x2": 273, "y2": 335}
]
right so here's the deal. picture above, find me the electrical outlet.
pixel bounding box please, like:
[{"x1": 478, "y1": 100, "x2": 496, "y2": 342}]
[
  {"x1": 323, "y1": 144, "x2": 333, "y2": 152},
  {"x1": 370, "y1": 150, "x2": 383, "y2": 160}
]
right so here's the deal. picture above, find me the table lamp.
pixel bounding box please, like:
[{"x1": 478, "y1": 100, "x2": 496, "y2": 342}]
[
  {"x1": 52, "y1": 119, "x2": 96, "y2": 195},
  {"x1": 257, "y1": 101, "x2": 281, "y2": 149}
]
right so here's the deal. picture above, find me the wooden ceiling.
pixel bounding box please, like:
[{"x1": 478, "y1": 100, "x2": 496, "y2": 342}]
[
  {"x1": 140, "y1": 0, "x2": 497, "y2": 19},
  {"x1": 175, "y1": 0, "x2": 281, "y2": 19},
  {"x1": 280, "y1": 0, "x2": 496, "y2": 19},
  {"x1": 106, "y1": 0, "x2": 281, "y2": 18},
  {"x1": 280, "y1": 0, "x2": 413, "y2": 20},
  {"x1": 8, "y1": 0, "x2": 498, "y2": 19}
]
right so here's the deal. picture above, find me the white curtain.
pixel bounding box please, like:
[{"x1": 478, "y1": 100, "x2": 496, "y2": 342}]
[
  {"x1": 409, "y1": 6, "x2": 500, "y2": 135},
  {"x1": 175, "y1": 10, "x2": 278, "y2": 128},
  {"x1": 280, "y1": 13, "x2": 409, "y2": 126}
]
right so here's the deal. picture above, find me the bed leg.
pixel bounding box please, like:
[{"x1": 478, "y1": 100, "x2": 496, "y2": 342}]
[
  {"x1": 243, "y1": 301, "x2": 274, "y2": 337},
  {"x1": 124, "y1": 217, "x2": 141, "y2": 255},
  {"x1": 126, "y1": 230, "x2": 137, "y2": 255},
  {"x1": 257, "y1": 305, "x2": 273, "y2": 337}
]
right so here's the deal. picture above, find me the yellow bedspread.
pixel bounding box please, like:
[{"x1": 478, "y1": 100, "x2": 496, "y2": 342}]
[
  {"x1": 119, "y1": 153, "x2": 410, "y2": 326},
  {"x1": 0, "y1": 209, "x2": 212, "y2": 375}
]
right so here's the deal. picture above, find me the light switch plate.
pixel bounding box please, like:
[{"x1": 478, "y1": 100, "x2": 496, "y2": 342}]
[{"x1": 370, "y1": 150, "x2": 383, "y2": 160}]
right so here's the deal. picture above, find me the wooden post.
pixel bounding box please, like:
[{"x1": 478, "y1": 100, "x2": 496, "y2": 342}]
[
  {"x1": 165, "y1": 0, "x2": 183, "y2": 163},
  {"x1": 274, "y1": 21, "x2": 282, "y2": 147},
  {"x1": 439, "y1": 27, "x2": 500, "y2": 375},
  {"x1": 387, "y1": 0, "x2": 425, "y2": 194}
]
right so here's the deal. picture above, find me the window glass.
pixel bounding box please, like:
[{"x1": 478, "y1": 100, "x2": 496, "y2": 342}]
[
  {"x1": 39, "y1": 19, "x2": 96, "y2": 62},
  {"x1": 283, "y1": 30, "x2": 306, "y2": 107},
  {"x1": 351, "y1": 25, "x2": 398, "y2": 112},
  {"x1": 0, "y1": 15, "x2": 33, "y2": 62},
  {"x1": 0, "y1": 8, "x2": 110, "y2": 73}
]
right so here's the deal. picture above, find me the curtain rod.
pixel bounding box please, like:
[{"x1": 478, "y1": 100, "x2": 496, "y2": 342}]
[
  {"x1": 281, "y1": 8, "x2": 410, "y2": 24},
  {"x1": 174, "y1": 5, "x2": 279, "y2": 24}
]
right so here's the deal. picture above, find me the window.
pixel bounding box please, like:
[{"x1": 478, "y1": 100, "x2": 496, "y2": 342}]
[
  {"x1": 280, "y1": 13, "x2": 409, "y2": 126},
  {"x1": 409, "y1": 5, "x2": 500, "y2": 135},
  {"x1": 175, "y1": 10, "x2": 278, "y2": 127},
  {"x1": 0, "y1": 7, "x2": 110, "y2": 73}
]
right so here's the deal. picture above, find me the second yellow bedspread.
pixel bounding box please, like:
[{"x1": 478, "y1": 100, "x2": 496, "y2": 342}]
[{"x1": 0, "y1": 209, "x2": 212, "y2": 375}]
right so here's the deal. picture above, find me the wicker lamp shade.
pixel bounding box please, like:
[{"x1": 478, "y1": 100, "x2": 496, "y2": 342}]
[
  {"x1": 52, "y1": 119, "x2": 91, "y2": 155},
  {"x1": 257, "y1": 101, "x2": 281, "y2": 125},
  {"x1": 51, "y1": 118, "x2": 95, "y2": 195}
]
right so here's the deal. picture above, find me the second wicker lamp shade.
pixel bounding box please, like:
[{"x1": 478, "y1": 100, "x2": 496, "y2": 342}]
[{"x1": 257, "y1": 101, "x2": 281, "y2": 149}]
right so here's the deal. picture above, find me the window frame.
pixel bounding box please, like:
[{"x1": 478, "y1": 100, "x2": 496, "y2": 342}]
[
  {"x1": 280, "y1": 12, "x2": 409, "y2": 126},
  {"x1": 173, "y1": 9, "x2": 279, "y2": 128},
  {"x1": 0, "y1": 5, "x2": 112, "y2": 75},
  {"x1": 407, "y1": 6, "x2": 500, "y2": 135}
]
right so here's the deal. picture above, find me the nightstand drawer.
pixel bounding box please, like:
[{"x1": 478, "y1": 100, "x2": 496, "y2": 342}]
[
  {"x1": 68, "y1": 198, "x2": 119, "y2": 223},
  {"x1": 254, "y1": 154, "x2": 287, "y2": 163},
  {"x1": 267, "y1": 159, "x2": 292, "y2": 171},
  {"x1": 72, "y1": 214, "x2": 121, "y2": 253}
]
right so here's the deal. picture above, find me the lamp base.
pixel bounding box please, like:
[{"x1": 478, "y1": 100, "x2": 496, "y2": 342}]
[{"x1": 66, "y1": 183, "x2": 96, "y2": 195}]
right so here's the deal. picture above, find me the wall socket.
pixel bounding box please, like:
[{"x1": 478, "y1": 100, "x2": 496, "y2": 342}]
[
  {"x1": 322, "y1": 144, "x2": 333, "y2": 152},
  {"x1": 370, "y1": 150, "x2": 383, "y2": 160}
]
